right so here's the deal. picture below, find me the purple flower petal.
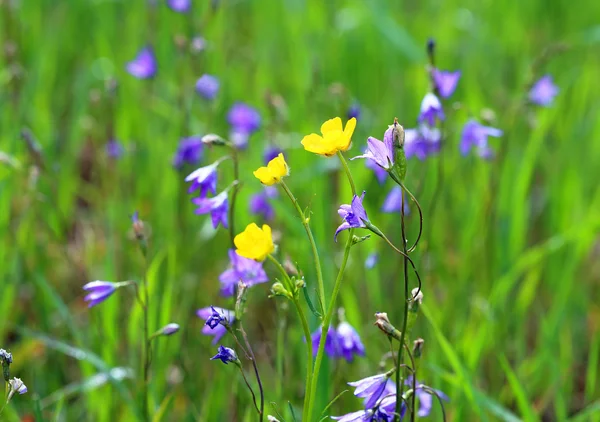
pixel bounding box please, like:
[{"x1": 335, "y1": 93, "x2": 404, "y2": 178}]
[{"x1": 126, "y1": 47, "x2": 157, "y2": 79}]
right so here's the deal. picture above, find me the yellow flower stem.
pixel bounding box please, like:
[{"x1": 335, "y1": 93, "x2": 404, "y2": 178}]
[
  {"x1": 279, "y1": 180, "x2": 325, "y2": 314},
  {"x1": 266, "y1": 254, "x2": 313, "y2": 419},
  {"x1": 306, "y1": 151, "x2": 357, "y2": 421}
]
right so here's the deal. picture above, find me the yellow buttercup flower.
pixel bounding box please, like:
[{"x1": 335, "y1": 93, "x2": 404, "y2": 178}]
[
  {"x1": 234, "y1": 223, "x2": 275, "y2": 261},
  {"x1": 253, "y1": 153, "x2": 289, "y2": 185},
  {"x1": 301, "y1": 117, "x2": 357, "y2": 156}
]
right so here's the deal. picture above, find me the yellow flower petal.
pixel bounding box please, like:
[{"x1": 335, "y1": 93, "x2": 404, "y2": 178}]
[
  {"x1": 234, "y1": 223, "x2": 274, "y2": 261},
  {"x1": 301, "y1": 133, "x2": 330, "y2": 155},
  {"x1": 320, "y1": 117, "x2": 342, "y2": 135},
  {"x1": 344, "y1": 117, "x2": 357, "y2": 140},
  {"x1": 253, "y1": 153, "x2": 289, "y2": 185},
  {"x1": 253, "y1": 167, "x2": 276, "y2": 185}
]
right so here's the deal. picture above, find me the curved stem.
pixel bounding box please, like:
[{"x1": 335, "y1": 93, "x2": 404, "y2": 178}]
[
  {"x1": 376, "y1": 232, "x2": 422, "y2": 299},
  {"x1": 280, "y1": 180, "x2": 325, "y2": 315},
  {"x1": 389, "y1": 172, "x2": 423, "y2": 254},
  {"x1": 240, "y1": 325, "x2": 265, "y2": 422},
  {"x1": 337, "y1": 151, "x2": 357, "y2": 196}
]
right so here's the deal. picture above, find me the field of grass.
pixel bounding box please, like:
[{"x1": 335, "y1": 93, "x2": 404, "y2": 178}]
[{"x1": 2, "y1": 0, "x2": 600, "y2": 421}]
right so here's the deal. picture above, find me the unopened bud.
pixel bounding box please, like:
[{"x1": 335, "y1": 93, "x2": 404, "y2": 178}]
[
  {"x1": 409, "y1": 287, "x2": 423, "y2": 313},
  {"x1": 0, "y1": 348, "x2": 13, "y2": 382},
  {"x1": 235, "y1": 281, "x2": 249, "y2": 319},
  {"x1": 161, "y1": 323, "x2": 180, "y2": 336},
  {"x1": 267, "y1": 416, "x2": 281, "y2": 422},
  {"x1": 295, "y1": 278, "x2": 306, "y2": 290},
  {"x1": 201, "y1": 133, "x2": 227, "y2": 146},
  {"x1": 374, "y1": 312, "x2": 402, "y2": 341},
  {"x1": 413, "y1": 338, "x2": 425, "y2": 358},
  {"x1": 352, "y1": 234, "x2": 371, "y2": 245},
  {"x1": 392, "y1": 118, "x2": 405, "y2": 149},
  {"x1": 270, "y1": 282, "x2": 291, "y2": 299},
  {"x1": 131, "y1": 211, "x2": 145, "y2": 240}
]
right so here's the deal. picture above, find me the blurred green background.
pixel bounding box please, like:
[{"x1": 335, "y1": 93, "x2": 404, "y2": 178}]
[{"x1": 2, "y1": 0, "x2": 600, "y2": 420}]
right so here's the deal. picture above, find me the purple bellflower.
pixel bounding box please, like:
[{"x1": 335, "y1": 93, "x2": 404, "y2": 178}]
[
  {"x1": 197, "y1": 306, "x2": 234, "y2": 344},
  {"x1": 418, "y1": 93, "x2": 444, "y2": 126},
  {"x1": 263, "y1": 146, "x2": 283, "y2": 164},
  {"x1": 227, "y1": 102, "x2": 261, "y2": 149},
  {"x1": 336, "y1": 321, "x2": 365, "y2": 362},
  {"x1": 106, "y1": 139, "x2": 124, "y2": 159},
  {"x1": 366, "y1": 158, "x2": 388, "y2": 184},
  {"x1": 249, "y1": 191, "x2": 275, "y2": 221},
  {"x1": 219, "y1": 249, "x2": 268, "y2": 297},
  {"x1": 347, "y1": 103, "x2": 361, "y2": 120},
  {"x1": 210, "y1": 345, "x2": 239, "y2": 365},
  {"x1": 167, "y1": 0, "x2": 191, "y2": 13},
  {"x1": 310, "y1": 326, "x2": 339, "y2": 358},
  {"x1": 8, "y1": 378, "x2": 27, "y2": 397},
  {"x1": 382, "y1": 186, "x2": 410, "y2": 215},
  {"x1": 405, "y1": 376, "x2": 449, "y2": 417},
  {"x1": 365, "y1": 252, "x2": 379, "y2": 269},
  {"x1": 192, "y1": 190, "x2": 228, "y2": 228},
  {"x1": 161, "y1": 323, "x2": 180, "y2": 336},
  {"x1": 348, "y1": 373, "x2": 391, "y2": 409},
  {"x1": 83, "y1": 281, "x2": 119, "y2": 308},
  {"x1": 460, "y1": 119, "x2": 503, "y2": 158},
  {"x1": 185, "y1": 162, "x2": 219, "y2": 198},
  {"x1": 352, "y1": 126, "x2": 395, "y2": 170},
  {"x1": 335, "y1": 191, "x2": 369, "y2": 242},
  {"x1": 173, "y1": 136, "x2": 203, "y2": 169},
  {"x1": 529, "y1": 75, "x2": 559, "y2": 106},
  {"x1": 404, "y1": 125, "x2": 441, "y2": 160},
  {"x1": 432, "y1": 69, "x2": 461, "y2": 98},
  {"x1": 204, "y1": 306, "x2": 226, "y2": 329},
  {"x1": 195, "y1": 74, "x2": 220, "y2": 100},
  {"x1": 126, "y1": 47, "x2": 157, "y2": 79}
]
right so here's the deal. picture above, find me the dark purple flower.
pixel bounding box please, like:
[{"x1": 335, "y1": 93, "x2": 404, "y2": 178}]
[
  {"x1": 197, "y1": 307, "x2": 234, "y2": 344},
  {"x1": 161, "y1": 323, "x2": 180, "y2": 336},
  {"x1": 347, "y1": 103, "x2": 361, "y2": 120},
  {"x1": 210, "y1": 345, "x2": 238, "y2": 365},
  {"x1": 382, "y1": 186, "x2": 410, "y2": 215},
  {"x1": 432, "y1": 69, "x2": 461, "y2": 98},
  {"x1": 529, "y1": 75, "x2": 558, "y2": 106},
  {"x1": 352, "y1": 126, "x2": 395, "y2": 170},
  {"x1": 195, "y1": 74, "x2": 219, "y2": 100},
  {"x1": 219, "y1": 249, "x2": 269, "y2": 297},
  {"x1": 106, "y1": 139, "x2": 124, "y2": 158},
  {"x1": 192, "y1": 190, "x2": 228, "y2": 228},
  {"x1": 173, "y1": 136, "x2": 203, "y2": 169},
  {"x1": 365, "y1": 252, "x2": 378, "y2": 269},
  {"x1": 404, "y1": 126, "x2": 441, "y2": 160},
  {"x1": 310, "y1": 326, "x2": 339, "y2": 358},
  {"x1": 167, "y1": 0, "x2": 191, "y2": 12},
  {"x1": 336, "y1": 321, "x2": 365, "y2": 362},
  {"x1": 335, "y1": 191, "x2": 369, "y2": 242},
  {"x1": 185, "y1": 162, "x2": 219, "y2": 198},
  {"x1": 126, "y1": 47, "x2": 157, "y2": 79},
  {"x1": 204, "y1": 305, "x2": 226, "y2": 329},
  {"x1": 418, "y1": 93, "x2": 444, "y2": 126},
  {"x1": 460, "y1": 119, "x2": 502, "y2": 158},
  {"x1": 263, "y1": 146, "x2": 283, "y2": 164},
  {"x1": 249, "y1": 191, "x2": 275, "y2": 221},
  {"x1": 83, "y1": 281, "x2": 118, "y2": 308}
]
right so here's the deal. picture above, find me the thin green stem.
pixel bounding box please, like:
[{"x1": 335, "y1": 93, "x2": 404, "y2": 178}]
[
  {"x1": 280, "y1": 180, "x2": 325, "y2": 314},
  {"x1": 337, "y1": 151, "x2": 357, "y2": 196},
  {"x1": 142, "y1": 270, "x2": 150, "y2": 421},
  {"x1": 228, "y1": 148, "x2": 240, "y2": 247}
]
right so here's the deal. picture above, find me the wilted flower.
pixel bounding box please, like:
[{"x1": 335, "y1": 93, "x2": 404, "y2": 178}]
[
  {"x1": 106, "y1": 139, "x2": 124, "y2": 159},
  {"x1": 210, "y1": 345, "x2": 239, "y2": 365},
  {"x1": 347, "y1": 103, "x2": 361, "y2": 120},
  {"x1": 335, "y1": 191, "x2": 369, "y2": 242},
  {"x1": 234, "y1": 223, "x2": 275, "y2": 261},
  {"x1": 301, "y1": 117, "x2": 357, "y2": 156},
  {"x1": 185, "y1": 161, "x2": 219, "y2": 198},
  {"x1": 7, "y1": 377, "x2": 27, "y2": 399},
  {"x1": 227, "y1": 102, "x2": 261, "y2": 148},
  {"x1": 336, "y1": 321, "x2": 365, "y2": 362},
  {"x1": 0, "y1": 349, "x2": 12, "y2": 366},
  {"x1": 432, "y1": 69, "x2": 461, "y2": 98},
  {"x1": 418, "y1": 93, "x2": 444, "y2": 126},
  {"x1": 167, "y1": 0, "x2": 191, "y2": 13},
  {"x1": 365, "y1": 252, "x2": 378, "y2": 269},
  {"x1": 253, "y1": 153, "x2": 289, "y2": 185},
  {"x1": 195, "y1": 74, "x2": 220, "y2": 100},
  {"x1": 83, "y1": 281, "x2": 119, "y2": 308},
  {"x1": 460, "y1": 119, "x2": 503, "y2": 158},
  {"x1": 310, "y1": 326, "x2": 338, "y2": 358},
  {"x1": 126, "y1": 46, "x2": 157, "y2": 79},
  {"x1": 192, "y1": 190, "x2": 228, "y2": 228},
  {"x1": 404, "y1": 125, "x2": 441, "y2": 160},
  {"x1": 161, "y1": 323, "x2": 180, "y2": 336},
  {"x1": 382, "y1": 186, "x2": 410, "y2": 215},
  {"x1": 529, "y1": 75, "x2": 558, "y2": 106},
  {"x1": 219, "y1": 249, "x2": 268, "y2": 297},
  {"x1": 197, "y1": 307, "x2": 235, "y2": 344},
  {"x1": 352, "y1": 126, "x2": 394, "y2": 170},
  {"x1": 173, "y1": 136, "x2": 203, "y2": 169}
]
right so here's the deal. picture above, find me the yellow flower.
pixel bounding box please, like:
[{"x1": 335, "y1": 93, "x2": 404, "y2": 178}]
[
  {"x1": 234, "y1": 223, "x2": 275, "y2": 261},
  {"x1": 301, "y1": 117, "x2": 357, "y2": 156},
  {"x1": 253, "y1": 153, "x2": 289, "y2": 185}
]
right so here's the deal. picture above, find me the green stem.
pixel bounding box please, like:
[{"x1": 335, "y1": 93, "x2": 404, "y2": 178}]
[
  {"x1": 337, "y1": 151, "x2": 357, "y2": 196},
  {"x1": 280, "y1": 180, "x2": 325, "y2": 314},
  {"x1": 266, "y1": 254, "x2": 313, "y2": 420},
  {"x1": 228, "y1": 148, "x2": 240, "y2": 247}
]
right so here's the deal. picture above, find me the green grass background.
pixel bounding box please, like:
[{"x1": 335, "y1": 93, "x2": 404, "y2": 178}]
[{"x1": 1, "y1": 0, "x2": 600, "y2": 420}]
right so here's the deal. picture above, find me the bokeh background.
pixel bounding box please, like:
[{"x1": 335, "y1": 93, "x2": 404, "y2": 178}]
[{"x1": 2, "y1": 0, "x2": 600, "y2": 420}]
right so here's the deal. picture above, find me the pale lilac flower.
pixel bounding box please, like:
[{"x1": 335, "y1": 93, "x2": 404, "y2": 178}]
[
  {"x1": 8, "y1": 378, "x2": 27, "y2": 397},
  {"x1": 126, "y1": 47, "x2": 157, "y2": 79},
  {"x1": 191, "y1": 36, "x2": 206, "y2": 53},
  {"x1": 167, "y1": 0, "x2": 191, "y2": 13},
  {"x1": 106, "y1": 139, "x2": 124, "y2": 158},
  {"x1": 529, "y1": 75, "x2": 558, "y2": 106},
  {"x1": 352, "y1": 126, "x2": 395, "y2": 170},
  {"x1": 197, "y1": 307, "x2": 234, "y2": 344},
  {"x1": 310, "y1": 326, "x2": 339, "y2": 358},
  {"x1": 460, "y1": 119, "x2": 502, "y2": 158},
  {"x1": 348, "y1": 373, "x2": 390, "y2": 409},
  {"x1": 227, "y1": 102, "x2": 261, "y2": 148},
  {"x1": 335, "y1": 191, "x2": 369, "y2": 242},
  {"x1": 336, "y1": 321, "x2": 365, "y2": 362},
  {"x1": 210, "y1": 345, "x2": 238, "y2": 365},
  {"x1": 418, "y1": 93, "x2": 444, "y2": 126},
  {"x1": 161, "y1": 323, "x2": 180, "y2": 336},
  {"x1": 173, "y1": 136, "x2": 203, "y2": 169},
  {"x1": 192, "y1": 190, "x2": 228, "y2": 228},
  {"x1": 249, "y1": 191, "x2": 275, "y2": 221},
  {"x1": 83, "y1": 281, "x2": 119, "y2": 308},
  {"x1": 195, "y1": 74, "x2": 219, "y2": 100},
  {"x1": 365, "y1": 252, "x2": 378, "y2": 269},
  {"x1": 382, "y1": 186, "x2": 410, "y2": 215},
  {"x1": 331, "y1": 410, "x2": 367, "y2": 421},
  {"x1": 432, "y1": 69, "x2": 461, "y2": 98},
  {"x1": 219, "y1": 249, "x2": 268, "y2": 297},
  {"x1": 404, "y1": 125, "x2": 441, "y2": 160},
  {"x1": 185, "y1": 162, "x2": 219, "y2": 198}
]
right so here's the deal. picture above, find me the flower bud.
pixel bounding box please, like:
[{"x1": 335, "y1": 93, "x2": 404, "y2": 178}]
[
  {"x1": 161, "y1": 323, "x2": 180, "y2": 336},
  {"x1": 413, "y1": 338, "x2": 425, "y2": 358},
  {"x1": 392, "y1": 118, "x2": 405, "y2": 149},
  {"x1": 295, "y1": 277, "x2": 306, "y2": 290},
  {"x1": 235, "y1": 281, "x2": 249, "y2": 319},
  {"x1": 352, "y1": 234, "x2": 371, "y2": 245},
  {"x1": 0, "y1": 348, "x2": 13, "y2": 382},
  {"x1": 201, "y1": 133, "x2": 227, "y2": 146},
  {"x1": 374, "y1": 312, "x2": 402, "y2": 341},
  {"x1": 131, "y1": 211, "x2": 145, "y2": 241},
  {"x1": 270, "y1": 282, "x2": 291, "y2": 299},
  {"x1": 408, "y1": 287, "x2": 423, "y2": 313}
]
